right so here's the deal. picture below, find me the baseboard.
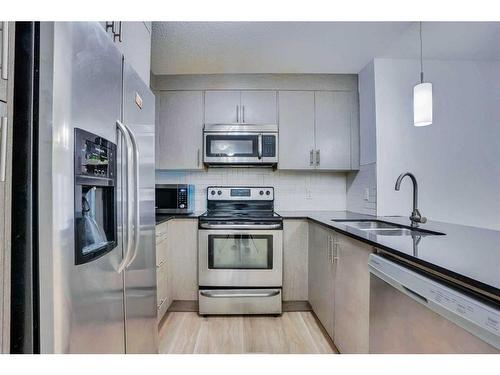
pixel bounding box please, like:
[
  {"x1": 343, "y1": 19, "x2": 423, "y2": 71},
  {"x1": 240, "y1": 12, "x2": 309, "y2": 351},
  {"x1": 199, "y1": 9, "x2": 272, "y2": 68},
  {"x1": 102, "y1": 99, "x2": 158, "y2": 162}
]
[
  {"x1": 167, "y1": 300, "x2": 199, "y2": 312},
  {"x1": 282, "y1": 300, "x2": 312, "y2": 312}
]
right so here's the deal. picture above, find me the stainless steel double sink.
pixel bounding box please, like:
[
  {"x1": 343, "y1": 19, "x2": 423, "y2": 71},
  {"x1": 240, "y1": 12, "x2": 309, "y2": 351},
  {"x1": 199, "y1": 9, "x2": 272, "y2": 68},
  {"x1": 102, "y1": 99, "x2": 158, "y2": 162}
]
[{"x1": 331, "y1": 220, "x2": 445, "y2": 236}]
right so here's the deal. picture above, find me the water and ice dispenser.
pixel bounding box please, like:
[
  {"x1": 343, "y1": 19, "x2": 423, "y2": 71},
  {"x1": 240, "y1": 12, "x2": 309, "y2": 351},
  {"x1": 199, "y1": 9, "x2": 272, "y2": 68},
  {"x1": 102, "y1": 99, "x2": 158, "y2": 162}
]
[{"x1": 74, "y1": 128, "x2": 117, "y2": 265}]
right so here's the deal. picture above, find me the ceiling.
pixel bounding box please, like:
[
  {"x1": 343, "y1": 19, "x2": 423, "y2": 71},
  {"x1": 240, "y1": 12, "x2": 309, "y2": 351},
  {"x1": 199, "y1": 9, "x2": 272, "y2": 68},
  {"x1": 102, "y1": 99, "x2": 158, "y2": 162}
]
[{"x1": 151, "y1": 22, "x2": 500, "y2": 75}]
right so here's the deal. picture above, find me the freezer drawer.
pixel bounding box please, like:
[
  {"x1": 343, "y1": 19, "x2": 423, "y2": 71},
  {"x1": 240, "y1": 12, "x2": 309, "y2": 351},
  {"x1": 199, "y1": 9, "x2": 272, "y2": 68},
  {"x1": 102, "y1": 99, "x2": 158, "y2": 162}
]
[
  {"x1": 199, "y1": 288, "x2": 282, "y2": 315},
  {"x1": 369, "y1": 254, "x2": 499, "y2": 353}
]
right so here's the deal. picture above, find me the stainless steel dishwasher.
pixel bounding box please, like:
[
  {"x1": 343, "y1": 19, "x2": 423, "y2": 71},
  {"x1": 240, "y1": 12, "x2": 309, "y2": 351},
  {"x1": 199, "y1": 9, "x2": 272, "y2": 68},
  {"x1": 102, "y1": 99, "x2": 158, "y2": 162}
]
[{"x1": 368, "y1": 254, "x2": 500, "y2": 353}]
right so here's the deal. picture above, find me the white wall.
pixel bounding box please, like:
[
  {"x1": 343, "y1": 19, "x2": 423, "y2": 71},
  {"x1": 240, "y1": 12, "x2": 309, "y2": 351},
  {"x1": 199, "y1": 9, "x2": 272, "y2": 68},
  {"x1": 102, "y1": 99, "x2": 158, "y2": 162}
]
[
  {"x1": 374, "y1": 58, "x2": 500, "y2": 230},
  {"x1": 156, "y1": 169, "x2": 347, "y2": 212}
]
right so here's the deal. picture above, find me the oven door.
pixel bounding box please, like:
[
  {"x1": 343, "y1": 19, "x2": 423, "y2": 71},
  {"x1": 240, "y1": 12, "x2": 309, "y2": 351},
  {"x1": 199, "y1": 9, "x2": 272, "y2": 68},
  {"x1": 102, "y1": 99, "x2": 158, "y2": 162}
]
[{"x1": 198, "y1": 229, "x2": 283, "y2": 287}]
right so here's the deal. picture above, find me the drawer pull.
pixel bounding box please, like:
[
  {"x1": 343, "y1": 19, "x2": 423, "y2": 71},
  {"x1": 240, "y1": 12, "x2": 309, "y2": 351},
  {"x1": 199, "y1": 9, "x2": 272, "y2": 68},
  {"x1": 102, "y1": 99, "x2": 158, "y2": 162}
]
[{"x1": 200, "y1": 290, "x2": 280, "y2": 299}]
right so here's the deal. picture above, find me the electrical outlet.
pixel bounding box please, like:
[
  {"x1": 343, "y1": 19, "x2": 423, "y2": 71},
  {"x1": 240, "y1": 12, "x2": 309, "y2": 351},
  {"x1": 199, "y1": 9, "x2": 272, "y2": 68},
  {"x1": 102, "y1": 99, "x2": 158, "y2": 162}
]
[
  {"x1": 364, "y1": 188, "x2": 370, "y2": 201},
  {"x1": 305, "y1": 189, "x2": 312, "y2": 199}
]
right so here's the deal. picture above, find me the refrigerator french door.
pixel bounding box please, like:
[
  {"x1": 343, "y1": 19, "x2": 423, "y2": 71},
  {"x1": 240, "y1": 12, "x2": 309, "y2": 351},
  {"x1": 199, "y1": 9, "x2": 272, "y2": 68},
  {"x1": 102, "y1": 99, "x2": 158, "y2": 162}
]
[
  {"x1": 121, "y1": 60, "x2": 157, "y2": 353},
  {"x1": 10, "y1": 22, "x2": 157, "y2": 354}
]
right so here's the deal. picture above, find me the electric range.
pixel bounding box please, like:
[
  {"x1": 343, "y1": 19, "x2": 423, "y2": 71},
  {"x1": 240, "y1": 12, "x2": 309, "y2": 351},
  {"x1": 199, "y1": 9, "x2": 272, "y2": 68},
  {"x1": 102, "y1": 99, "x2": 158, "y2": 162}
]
[{"x1": 198, "y1": 186, "x2": 283, "y2": 315}]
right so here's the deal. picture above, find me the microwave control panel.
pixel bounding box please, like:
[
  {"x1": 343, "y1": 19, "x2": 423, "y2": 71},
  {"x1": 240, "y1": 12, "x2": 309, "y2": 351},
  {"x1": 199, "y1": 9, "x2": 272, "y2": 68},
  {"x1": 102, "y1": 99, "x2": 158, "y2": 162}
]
[
  {"x1": 262, "y1": 135, "x2": 276, "y2": 157},
  {"x1": 178, "y1": 186, "x2": 189, "y2": 209}
]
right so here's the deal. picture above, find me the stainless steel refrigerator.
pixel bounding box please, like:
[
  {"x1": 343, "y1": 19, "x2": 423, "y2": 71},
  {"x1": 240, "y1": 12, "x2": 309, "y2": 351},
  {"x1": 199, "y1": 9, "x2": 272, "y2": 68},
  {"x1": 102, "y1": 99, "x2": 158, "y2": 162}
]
[{"x1": 10, "y1": 22, "x2": 157, "y2": 353}]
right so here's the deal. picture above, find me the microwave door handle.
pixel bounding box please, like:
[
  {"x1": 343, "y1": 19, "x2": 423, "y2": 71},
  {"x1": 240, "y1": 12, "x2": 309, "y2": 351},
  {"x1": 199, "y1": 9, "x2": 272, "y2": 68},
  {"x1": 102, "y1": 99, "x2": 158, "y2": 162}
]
[
  {"x1": 116, "y1": 120, "x2": 134, "y2": 273},
  {"x1": 122, "y1": 122, "x2": 140, "y2": 268},
  {"x1": 258, "y1": 134, "x2": 263, "y2": 160}
]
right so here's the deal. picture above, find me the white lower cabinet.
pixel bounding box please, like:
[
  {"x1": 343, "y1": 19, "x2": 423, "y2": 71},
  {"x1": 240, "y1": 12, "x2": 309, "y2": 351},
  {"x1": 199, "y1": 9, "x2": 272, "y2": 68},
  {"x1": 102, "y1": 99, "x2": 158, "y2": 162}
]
[
  {"x1": 308, "y1": 222, "x2": 373, "y2": 353},
  {"x1": 155, "y1": 221, "x2": 169, "y2": 322},
  {"x1": 165, "y1": 219, "x2": 198, "y2": 301},
  {"x1": 333, "y1": 232, "x2": 373, "y2": 353},
  {"x1": 308, "y1": 222, "x2": 335, "y2": 339},
  {"x1": 283, "y1": 219, "x2": 309, "y2": 301},
  {"x1": 155, "y1": 218, "x2": 199, "y2": 322}
]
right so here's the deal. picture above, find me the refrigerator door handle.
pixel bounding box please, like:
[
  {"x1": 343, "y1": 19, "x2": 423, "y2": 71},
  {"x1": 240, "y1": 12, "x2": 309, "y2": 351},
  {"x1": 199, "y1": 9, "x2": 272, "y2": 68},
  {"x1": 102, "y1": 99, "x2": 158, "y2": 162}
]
[
  {"x1": 116, "y1": 120, "x2": 134, "y2": 273},
  {"x1": 122, "y1": 121, "x2": 140, "y2": 268}
]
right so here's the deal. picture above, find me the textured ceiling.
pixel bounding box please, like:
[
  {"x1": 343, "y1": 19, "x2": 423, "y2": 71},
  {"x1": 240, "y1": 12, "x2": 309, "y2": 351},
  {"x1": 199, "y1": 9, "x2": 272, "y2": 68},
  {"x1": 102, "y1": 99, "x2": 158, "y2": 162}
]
[{"x1": 151, "y1": 22, "x2": 500, "y2": 75}]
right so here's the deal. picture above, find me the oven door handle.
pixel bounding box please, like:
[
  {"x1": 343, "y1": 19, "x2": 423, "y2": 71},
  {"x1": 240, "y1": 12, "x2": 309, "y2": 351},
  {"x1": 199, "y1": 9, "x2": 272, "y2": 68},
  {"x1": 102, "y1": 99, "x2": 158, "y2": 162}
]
[
  {"x1": 200, "y1": 290, "x2": 280, "y2": 298},
  {"x1": 199, "y1": 223, "x2": 282, "y2": 230}
]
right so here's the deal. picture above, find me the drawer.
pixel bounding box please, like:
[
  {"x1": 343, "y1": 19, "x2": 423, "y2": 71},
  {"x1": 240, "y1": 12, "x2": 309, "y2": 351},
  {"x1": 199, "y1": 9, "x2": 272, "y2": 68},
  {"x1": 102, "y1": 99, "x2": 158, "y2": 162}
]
[
  {"x1": 156, "y1": 261, "x2": 168, "y2": 303},
  {"x1": 155, "y1": 236, "x2": 168, "y2": 266},
  {"x1": 199, "y1": 288, "x2": 282, "y2": 315},
  {"x1": 156, "y1": 222, "x2": 169, "y2": 239}
]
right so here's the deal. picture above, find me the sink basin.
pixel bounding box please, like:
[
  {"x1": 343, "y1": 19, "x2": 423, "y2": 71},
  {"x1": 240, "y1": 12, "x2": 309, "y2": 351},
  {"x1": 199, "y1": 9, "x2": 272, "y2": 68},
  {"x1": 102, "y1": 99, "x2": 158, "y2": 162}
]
[{"x1": 331, "y1": 220, "x2": 445, "y2": 236}]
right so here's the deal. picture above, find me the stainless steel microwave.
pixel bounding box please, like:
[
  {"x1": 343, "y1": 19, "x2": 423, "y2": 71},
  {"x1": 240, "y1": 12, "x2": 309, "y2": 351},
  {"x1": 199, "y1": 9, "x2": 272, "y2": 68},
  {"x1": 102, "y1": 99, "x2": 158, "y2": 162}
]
[
  {"x1": 203, "y1": 124, "x2": 278, "y2": 166},
  {"x1": 155, "y1": 184, "x2": 194, "y2": 214}
]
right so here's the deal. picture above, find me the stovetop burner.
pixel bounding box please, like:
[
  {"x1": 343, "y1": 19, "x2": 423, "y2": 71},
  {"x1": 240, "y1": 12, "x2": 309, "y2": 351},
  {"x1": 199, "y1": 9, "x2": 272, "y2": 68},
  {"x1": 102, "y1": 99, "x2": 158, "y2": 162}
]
[{"x1": 199, "y1": 186, "x2": 282, "y2": 227}]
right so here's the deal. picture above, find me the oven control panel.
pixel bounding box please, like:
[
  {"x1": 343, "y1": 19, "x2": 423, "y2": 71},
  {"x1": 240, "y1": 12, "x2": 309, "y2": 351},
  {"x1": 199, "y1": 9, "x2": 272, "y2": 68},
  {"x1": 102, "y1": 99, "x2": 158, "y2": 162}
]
[{"x1": 207, "y1": 186, "x2": 274, "y2": 201}]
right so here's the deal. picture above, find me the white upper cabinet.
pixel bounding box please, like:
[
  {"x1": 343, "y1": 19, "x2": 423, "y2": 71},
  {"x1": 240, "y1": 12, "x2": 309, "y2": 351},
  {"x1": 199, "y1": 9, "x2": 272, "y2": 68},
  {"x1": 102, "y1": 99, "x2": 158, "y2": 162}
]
[
  {"x1": 279, "y1": 90, "x2": 359, "y2": 171},
  {"x1": 156, "y1": 91, "x2": 204, "y2": 170},
  {"x1": 0, "y1": 21, "x2": 8, "y2": 103},
  {"x1": 278, "y1": 91, "x2": 315, "y2": 170},
  {"x1": 240, "y1": 91, "x2": 277, "y2": 124},
  {"x1": 100, "y1": 22, "x2": 151, "y2": 86},
  {"x1": 204, "y1": 90, "x2": 278, "y2": 124},
  {"x1": 315, "y1": 91, "x2": 352, "y2": 170},
  {"x1": 204, "y1": 91, "x2": 241, "y2": 124}
]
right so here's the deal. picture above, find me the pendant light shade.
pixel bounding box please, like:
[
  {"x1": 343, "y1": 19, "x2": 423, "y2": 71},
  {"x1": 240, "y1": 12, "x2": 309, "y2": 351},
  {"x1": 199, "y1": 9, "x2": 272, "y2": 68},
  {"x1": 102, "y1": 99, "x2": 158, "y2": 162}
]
[
  {"x1": 413, "y1": 82, "x2": 433, "y2": 127},
  {"x1": 413, "y1": 22, "x2": 433, "y2": 127}
]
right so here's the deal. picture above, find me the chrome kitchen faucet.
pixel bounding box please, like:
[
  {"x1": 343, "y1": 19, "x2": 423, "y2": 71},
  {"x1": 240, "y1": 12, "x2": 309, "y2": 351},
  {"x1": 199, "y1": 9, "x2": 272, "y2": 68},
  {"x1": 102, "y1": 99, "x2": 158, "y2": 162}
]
[{"x1": 395, "y1": 172, "x2": 427, "y2": 226}]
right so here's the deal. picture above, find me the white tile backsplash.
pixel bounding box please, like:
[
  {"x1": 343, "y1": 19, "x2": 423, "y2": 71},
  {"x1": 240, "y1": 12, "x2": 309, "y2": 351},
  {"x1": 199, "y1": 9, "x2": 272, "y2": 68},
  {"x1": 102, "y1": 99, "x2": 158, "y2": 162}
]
[
  {"x1": 346, "y1": 162, "x2": 377, "y2": 215},
  {"x1": 156, "y1": 168, "x2": 347, "y2": 212}
]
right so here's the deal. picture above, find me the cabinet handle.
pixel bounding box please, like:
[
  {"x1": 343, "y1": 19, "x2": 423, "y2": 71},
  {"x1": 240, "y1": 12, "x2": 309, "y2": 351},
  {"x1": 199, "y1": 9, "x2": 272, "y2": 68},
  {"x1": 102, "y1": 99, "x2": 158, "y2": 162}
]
[
  {"x1": 310, "y1": 149, "x2": 314, "y2": 166},
  {"x1": 114, "y1": 21, "x2": 122, "y2": 43},
  {"x1": 333, "y1": 240, "x2": 339, "y2": 263},
  {"x1": 242, "y1": 105, "x2": 245, "y2": 123},
  {"x1": 105, "y1": 21, "x2": 114, "y2": 33},
  {"x1": 1, "y1": 22, "x2": 8, "y2": 80},
  {"x1": 197, "y1": 148, "x2": 201, "y2": 166},
  {"x1": 316, "y1": 149, "x2": 320, "y2": 166},
  {"x1": 236, "y1": 105, "x2": 239, "y2": 123},
  {"x1": 0, "y1": 117, "x2": 7, "y2": 182}
]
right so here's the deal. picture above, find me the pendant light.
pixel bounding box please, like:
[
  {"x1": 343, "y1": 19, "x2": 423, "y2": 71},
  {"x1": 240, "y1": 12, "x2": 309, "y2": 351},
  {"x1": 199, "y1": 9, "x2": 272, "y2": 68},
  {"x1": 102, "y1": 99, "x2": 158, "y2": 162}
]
[{"x1": 413, "y1": 22, "x2": 433, "y2": 127}]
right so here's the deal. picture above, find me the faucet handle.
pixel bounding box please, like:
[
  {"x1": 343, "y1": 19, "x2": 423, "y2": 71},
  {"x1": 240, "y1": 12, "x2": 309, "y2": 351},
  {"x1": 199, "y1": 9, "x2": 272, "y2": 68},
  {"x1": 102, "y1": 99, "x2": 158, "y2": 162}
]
[{"x1": 420, "y1": 216, "x2": 427, "y2": 224}]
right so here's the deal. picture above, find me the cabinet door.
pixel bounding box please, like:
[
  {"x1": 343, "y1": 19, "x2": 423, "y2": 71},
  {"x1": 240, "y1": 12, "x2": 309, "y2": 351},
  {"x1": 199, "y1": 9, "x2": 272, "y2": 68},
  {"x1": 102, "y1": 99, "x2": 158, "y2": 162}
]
[
  {"x1": 119, "y1": 22, "x2": 152, "y2": 86},
  {"x1": 240, "y1": 91, "x2": 277, "y2": 124},
  {"x1": 278, "y1": 91, "x2": 315, "y2": 170},
  {"x1": 0, "y1": 22, "x2": 7, "y2": 102},
  {"x1": 157, "y1": 91, "x2": 204, "y2": 170},
  {"x1": 314, "y1": 91, "x2": 352, "y2": 170},
  {"x1": 283, "y1": 219, "x2": 308, "y2": 301},
  {"x1": 308, "y1": 223, "x2": 335, "y2": 339},
  {"x1": 333, "y1": 233, "x2": 373, "y2": 353},
  {"x1": 166, "y1": 219, "x2": 198, "y2": 301},
  {"x1": 204, "y1": 91, "x2": 241, "y2": 124}
]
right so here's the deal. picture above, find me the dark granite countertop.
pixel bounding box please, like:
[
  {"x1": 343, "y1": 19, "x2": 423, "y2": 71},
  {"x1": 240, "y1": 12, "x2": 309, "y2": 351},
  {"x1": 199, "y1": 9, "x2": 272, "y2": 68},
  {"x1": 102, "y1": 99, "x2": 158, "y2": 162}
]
[{"x1": 278, "y1": 210, "x2": 500, "y2": 298}]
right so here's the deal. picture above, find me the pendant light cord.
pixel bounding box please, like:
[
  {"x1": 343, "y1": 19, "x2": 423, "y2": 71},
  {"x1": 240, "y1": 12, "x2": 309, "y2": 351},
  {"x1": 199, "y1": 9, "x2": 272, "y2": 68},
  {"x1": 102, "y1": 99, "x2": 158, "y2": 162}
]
[{"x1": 420, "y1": 21, "x2": 424, "y2": 83}]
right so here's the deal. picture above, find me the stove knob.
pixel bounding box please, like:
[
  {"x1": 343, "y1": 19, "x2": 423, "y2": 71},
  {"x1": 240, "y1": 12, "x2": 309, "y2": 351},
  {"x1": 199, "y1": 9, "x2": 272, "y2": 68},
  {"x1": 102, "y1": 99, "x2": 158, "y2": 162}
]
[
  {"x1": 266, "y1": 190, "x2": 271, "y2": 196},
  {"x1": 259, "y1": 190, "x2": 264, "y2": 195},
  {"x1": 217, "y1": 190, "x2": 222, "y2": 195},
  {"x1": 210, "y1": 190, "x2": 216, "y2": 195},
  {"x1": 179, "y1": 204, "x2": 185, "y2": 209}
]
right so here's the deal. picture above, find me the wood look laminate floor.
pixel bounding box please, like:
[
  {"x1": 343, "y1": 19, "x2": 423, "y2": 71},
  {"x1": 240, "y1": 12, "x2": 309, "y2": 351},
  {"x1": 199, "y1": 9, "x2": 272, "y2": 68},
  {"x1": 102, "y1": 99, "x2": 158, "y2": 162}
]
[{"x1": 159, "y1": 312, "x2": 336, "y2": 354}]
